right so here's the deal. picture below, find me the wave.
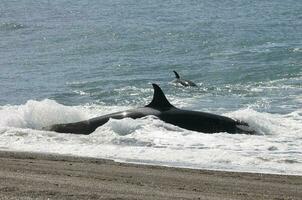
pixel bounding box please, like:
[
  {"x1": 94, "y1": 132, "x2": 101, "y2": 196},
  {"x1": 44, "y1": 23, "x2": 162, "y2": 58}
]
[
  {"x1": 228, "y1": 108, "x2": 302, "y2": 135},
  {"x1": 0, "y1": 99, "x2": 302, "y2": 138},
  {"x1": 0, "y1": 99, "x2": 301, "y2": 175},
  {"x1": 0, "y1": 99, "x2": 301, "y2": 135}
]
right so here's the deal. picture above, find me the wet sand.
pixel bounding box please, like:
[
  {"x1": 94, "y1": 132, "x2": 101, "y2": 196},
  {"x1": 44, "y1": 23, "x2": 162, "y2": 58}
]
[{"x1": 0, "y1": 151, "x2": 301, "y2": 200}]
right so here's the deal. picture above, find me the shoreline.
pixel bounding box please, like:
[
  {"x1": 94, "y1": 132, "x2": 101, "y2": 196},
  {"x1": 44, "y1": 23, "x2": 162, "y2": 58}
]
[{"x1": 0, "y1": 150, "x2": 301, "y2": 199}]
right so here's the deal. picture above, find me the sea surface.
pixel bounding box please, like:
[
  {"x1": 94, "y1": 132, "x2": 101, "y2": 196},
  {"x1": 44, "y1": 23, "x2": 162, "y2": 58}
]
[{"x1": 0, "y1": 0, "x2": 301, "y2": 175}]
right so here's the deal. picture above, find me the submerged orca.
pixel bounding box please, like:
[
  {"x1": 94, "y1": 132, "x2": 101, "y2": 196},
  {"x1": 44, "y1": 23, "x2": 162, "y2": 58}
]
[
  {"x1": 44, "y1": 84, "x2": 254, "y2": 135},
  {"x1": 172, "y1": 70, "x2": 197, "y2": 87}
]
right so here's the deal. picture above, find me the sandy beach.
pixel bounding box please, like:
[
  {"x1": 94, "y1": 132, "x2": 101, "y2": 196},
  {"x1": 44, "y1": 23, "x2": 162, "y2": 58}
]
[{"x1": 0, "y1": 151, "x2": 300, "y2": 199}]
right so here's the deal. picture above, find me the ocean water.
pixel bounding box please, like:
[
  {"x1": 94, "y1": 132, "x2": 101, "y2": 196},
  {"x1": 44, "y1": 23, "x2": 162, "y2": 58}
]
[{"x1": 0, "y1": 0, "x2": 301, "y2": 175}]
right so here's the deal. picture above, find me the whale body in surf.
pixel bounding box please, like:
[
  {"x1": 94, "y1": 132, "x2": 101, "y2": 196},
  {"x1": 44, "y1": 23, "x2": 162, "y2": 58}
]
[
  {"x1": 172, "y1": 70, "x2": 197, "y2": 87},
  {"x1": 44, "y1": 84, "x2": 254, "y2": 135}
]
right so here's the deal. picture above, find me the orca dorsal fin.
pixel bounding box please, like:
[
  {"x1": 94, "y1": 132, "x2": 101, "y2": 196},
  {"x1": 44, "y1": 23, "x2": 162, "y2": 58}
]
[
  {"x1": 146, "y1": 84, "x2": 175, "y2": 110},
  {"x1": 173, "y1": 70, "x2": 180, "y2": 79}
]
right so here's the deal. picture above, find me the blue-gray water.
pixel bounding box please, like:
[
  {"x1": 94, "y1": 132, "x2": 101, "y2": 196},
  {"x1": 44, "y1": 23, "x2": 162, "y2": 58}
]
[{"x1": 0, "y1": 0, "x2": 301, "y2": 174}]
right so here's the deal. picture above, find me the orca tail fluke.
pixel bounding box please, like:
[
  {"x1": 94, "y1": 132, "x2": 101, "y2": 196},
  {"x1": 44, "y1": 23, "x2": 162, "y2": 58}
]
[{"x1": 43, "y1": 121, "x2": 95, "y2": 135}]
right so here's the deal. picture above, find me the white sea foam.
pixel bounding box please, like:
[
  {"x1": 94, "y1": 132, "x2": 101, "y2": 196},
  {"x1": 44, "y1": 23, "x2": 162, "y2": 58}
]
[{"x1": 0, "y1": 100, "x2": 301, "y2": 175}]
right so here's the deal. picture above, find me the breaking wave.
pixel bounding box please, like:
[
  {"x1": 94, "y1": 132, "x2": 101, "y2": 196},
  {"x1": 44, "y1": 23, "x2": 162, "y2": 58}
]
[{"x1": 0, "y1": 99, "x2": 301, "y2": 175}]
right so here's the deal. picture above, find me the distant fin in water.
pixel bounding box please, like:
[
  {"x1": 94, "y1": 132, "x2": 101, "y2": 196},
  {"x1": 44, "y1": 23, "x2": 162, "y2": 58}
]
[
  {"x1": 173, "y1": 70, "x2": 180, "y2": 79},
  {"x1": 172, "y1": 70, "x2": 197, "y2": 87}
]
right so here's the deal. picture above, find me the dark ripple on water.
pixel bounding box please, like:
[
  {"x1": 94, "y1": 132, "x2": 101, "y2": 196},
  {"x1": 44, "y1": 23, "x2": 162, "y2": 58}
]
[{"x1": 0, "y1": 22, "x2": 26, "y2": 31}]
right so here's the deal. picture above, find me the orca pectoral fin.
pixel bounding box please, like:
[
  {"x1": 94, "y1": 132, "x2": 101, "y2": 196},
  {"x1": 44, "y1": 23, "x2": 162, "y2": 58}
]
[{"x1": 235, "y1": 121, "x2": 257, "y2": 135}]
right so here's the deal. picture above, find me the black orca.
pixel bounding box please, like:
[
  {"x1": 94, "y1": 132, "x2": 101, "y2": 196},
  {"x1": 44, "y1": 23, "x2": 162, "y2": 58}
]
[
  {"x1": 44, "y1": 84, "x2": 254, "y2": 135},
  {"x1": 172, "y1": 70, "x2": 197, "y2": 87}
]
